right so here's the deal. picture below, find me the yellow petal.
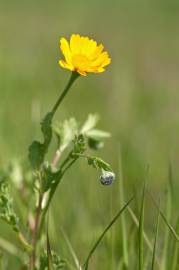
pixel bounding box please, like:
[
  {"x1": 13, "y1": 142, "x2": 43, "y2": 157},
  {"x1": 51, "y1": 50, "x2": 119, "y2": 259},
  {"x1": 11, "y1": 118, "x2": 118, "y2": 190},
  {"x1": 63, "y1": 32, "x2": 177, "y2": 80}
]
[
  {"x1": 81, "y1": 37, "x2": 97, "y2": 56},
  {"x1": 91, "y1": 52, "x2": 111, "y2": 68},
  {"x1": 95, "y1": 67, "x2": 105, "y2": 73},
  {"x1": 77, "y1": 69, "x2": 87, "y2": 76},
  {"x1": 70, "y1": 34, "x2": 81, "y2": 54},
  {"x1": 59, "y1": 60, "x2": 74, "y2": 71},
  {"x1": 89, "y1": 43, "x2": 104, "y2": 60},
  {"x1": 60, "y1": 38, "x2": 72, "y2": 64}
]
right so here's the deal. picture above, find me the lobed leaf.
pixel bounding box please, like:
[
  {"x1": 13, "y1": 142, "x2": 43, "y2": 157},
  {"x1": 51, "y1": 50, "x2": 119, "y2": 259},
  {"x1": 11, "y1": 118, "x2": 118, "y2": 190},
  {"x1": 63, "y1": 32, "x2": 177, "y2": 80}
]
[
  {"x1": 39, "y1": 251, "x2": 69, "y2": 270},
  {"x1": 53, "y1": 118, "x2": 78, "y2": 152},
  {"x1": 80, "y1": 114, "x2": 99, "y2": 134},
  {"x1": 87, "y1": 156, "x2": 112, "y2": 172},
  {"x1": 29, "y1": 112, "x2": 53, "y2": 170}
]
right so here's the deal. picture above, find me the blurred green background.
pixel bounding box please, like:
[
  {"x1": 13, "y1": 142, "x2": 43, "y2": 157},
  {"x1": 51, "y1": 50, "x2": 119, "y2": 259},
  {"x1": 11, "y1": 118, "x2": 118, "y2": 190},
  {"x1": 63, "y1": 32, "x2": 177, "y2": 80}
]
[{"x1": 0, "y1": 0, "x2": 179, "y2": 269}]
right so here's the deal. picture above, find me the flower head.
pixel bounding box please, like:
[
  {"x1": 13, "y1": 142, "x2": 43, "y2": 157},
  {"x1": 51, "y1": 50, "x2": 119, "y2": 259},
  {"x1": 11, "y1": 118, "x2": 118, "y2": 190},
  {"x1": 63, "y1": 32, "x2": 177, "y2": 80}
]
[{"x1": 59, "y1": 34, "x2": 111, "y2": 76}]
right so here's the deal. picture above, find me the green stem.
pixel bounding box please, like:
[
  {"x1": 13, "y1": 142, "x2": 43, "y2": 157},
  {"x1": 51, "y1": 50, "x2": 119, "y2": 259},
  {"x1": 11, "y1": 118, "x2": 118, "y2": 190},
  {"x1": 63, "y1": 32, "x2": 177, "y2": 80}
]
[
  {"x1": 35, "y1": 73, "x2": 79, "y2": 239},
  {"x1": 51, "y1": 72, "x2": 79, "y2": 116},
  {"x1": 30, "y1": 194, "x2": 43, "y2": 269},
  {"x1": 38, "y1": 157, "x2": 78, "y2": 237},
  {"x1": 28, "y1": 72, "x2": 79, "y2": 267}
]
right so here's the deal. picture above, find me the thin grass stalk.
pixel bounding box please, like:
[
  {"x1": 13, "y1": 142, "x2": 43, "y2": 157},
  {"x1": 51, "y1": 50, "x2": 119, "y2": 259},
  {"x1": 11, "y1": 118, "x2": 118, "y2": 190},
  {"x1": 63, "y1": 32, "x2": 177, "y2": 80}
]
[
  {"x1": 151, "y1": 201, "x2": 160, "y2": 270},
  {"x1": 161, "y1": 178, "x2": 172, "y2": 270},
  {"x1": 110, "y1": 189, "x2": 115, "y2": 270},
  {"x1": 171, "y1": 219, "x2": 179, "y2": 270},
  {"x1": 147, "y1": 190, "x2": 179, "y2": 242},
  {"x1": 127, "y1": 207, "x2": 160, "y2": 268},
  {"x1": 118, "y1": 148, "x2": 129, "y2": 268},
  {"x1": 46, "y1": 223, "x2": 53, "y2": 270},
  {"x1": 61, "y1": 228, "x2": 82, "y2": 270},
  {"x1": 138, "y1": 181, "x2": 146, "y2": 270}
]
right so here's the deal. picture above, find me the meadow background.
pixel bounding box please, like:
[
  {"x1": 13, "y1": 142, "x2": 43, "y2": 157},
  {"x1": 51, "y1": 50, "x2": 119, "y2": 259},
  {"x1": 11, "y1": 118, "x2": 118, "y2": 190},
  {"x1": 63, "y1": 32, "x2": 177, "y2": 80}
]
[{"x1": 0, "y1": 0, "x2": 179, "y2": 269}]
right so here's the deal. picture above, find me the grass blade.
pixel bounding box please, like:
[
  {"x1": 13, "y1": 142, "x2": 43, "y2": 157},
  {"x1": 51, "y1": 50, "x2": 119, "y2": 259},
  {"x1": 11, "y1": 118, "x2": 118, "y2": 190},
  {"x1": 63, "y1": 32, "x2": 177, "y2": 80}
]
[
  {"x1": 127, "y1": 207, "x2": 160, "y2": 268},
  {"x1": 128, "y1": 207, "x2": 153, "y2": 251},
  {"x1": 147, "y1": 192, "x2": 179, "y2": 242},
  {"x1": 161, "y1": 167, "x2": 172, "y2": 270},
  {"x1": 171, "y1": 219, "x2": 179, "y2": 270},
  {"x1": 0, "y1": 237, "x2": 23, "y2": 260},
  {"x1": 117, "y1": 258, "x2": 124, "y2": 270},
  {"x1": 139, "y1": 181, "x2": 146, "y2": 270},
  {"x1": 118, "y1": 148, "x2": 129, "y2": 268},
  {"x1": 47, "y1": 225, "x2": 53, "y2": 270},
  {"x1": 61, "y1": 228, "x2": 82, "y2": 270},
  {"x1": 151, "y1": 201, "x2": 160, "y2": 270},
  {"x1": 83, "y1": 196, "x2": 135, "y2": 270}
]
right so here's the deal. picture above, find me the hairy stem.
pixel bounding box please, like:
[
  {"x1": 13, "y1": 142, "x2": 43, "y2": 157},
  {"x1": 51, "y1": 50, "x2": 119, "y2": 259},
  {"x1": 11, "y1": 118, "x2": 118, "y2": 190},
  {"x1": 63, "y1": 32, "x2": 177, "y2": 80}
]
[{"x1": 29, "y1": 194, "x2": 43, "y2": 269}]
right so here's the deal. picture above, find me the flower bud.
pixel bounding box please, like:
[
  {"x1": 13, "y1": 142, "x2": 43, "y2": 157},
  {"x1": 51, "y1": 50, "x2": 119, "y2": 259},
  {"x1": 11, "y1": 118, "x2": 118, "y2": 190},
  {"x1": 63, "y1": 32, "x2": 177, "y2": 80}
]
[{"x1": 100, "y1": 171, "x2": 115, "y2": 185}]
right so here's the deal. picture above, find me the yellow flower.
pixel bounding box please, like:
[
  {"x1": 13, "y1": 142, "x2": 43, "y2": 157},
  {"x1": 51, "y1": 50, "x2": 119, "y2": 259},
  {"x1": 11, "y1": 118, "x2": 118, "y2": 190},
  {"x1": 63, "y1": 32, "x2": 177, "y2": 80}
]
[{"x1": 59, "y1": 34, "x2": 111, "y2": 76}]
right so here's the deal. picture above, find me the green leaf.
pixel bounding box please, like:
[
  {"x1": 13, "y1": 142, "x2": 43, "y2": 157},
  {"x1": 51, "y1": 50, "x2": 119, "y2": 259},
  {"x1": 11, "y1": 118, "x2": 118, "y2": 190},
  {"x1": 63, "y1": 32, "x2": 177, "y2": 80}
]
[
  {"x1": 53, "y1": 118, "x2": 78, "y2": 152},
  {"x1": 28, "y1": 141, "x2": 44, "y2": 170},
  {"x1": 42, "y1": 112, "x2": 53, "y2": 146},
  {"x1": 72, "y1": 134, "x2": 86, "y2": 155},
  {"x1": 86, "y1": 129, "x2": 111, "y2": 140},
  {"x1": 88, "y1": 138, "x2": 104, "y2": 150},
  {"x1": 39, "y1": 251, "x2": 68, "y2": 270},
  {"x1": 80, "y1": 115, "x2": 110, "y2": 151},
  {"x1": 0, "y1": 177, "x2": 19, "y2": 232},
  {"x1": 29, "y1": 112, "x2": 53, "y2": 170},
  {"x1": 87, "y1": 156, "x2": 112, "y2": 172},
  {"x1": 42, "y1": 163, "x2": 62, "y2": 192},
  {"x1": 80, "y1": 114, "x2": 99, "y2": 134}
]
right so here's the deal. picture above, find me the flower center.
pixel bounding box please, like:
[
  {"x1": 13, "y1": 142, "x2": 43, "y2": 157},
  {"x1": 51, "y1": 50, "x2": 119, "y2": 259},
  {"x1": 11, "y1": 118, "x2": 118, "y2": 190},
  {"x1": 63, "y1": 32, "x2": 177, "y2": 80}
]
[{"x1": 72, "y1": 54, "x2": 90, "y2": 70}]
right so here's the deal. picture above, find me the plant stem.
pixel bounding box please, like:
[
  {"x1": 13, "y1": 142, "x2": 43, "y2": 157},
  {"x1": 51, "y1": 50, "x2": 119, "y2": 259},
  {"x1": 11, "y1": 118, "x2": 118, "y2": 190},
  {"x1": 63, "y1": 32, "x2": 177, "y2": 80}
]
[
  {"x1": 38, "y1": 157, "x2": 78, "y2": 238},
  {"x1": 30, "y1": 194, "x2": 43, "y2": 269},
  {"x1": 51, "y1": 72, "x2": 79, "y2": 116},
  {"x1": 29, "y1": 72, "x2": 79, "y2": 267},
  {"x1": 51, "y1": 149, "x2": 61, "y2": 167}
]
